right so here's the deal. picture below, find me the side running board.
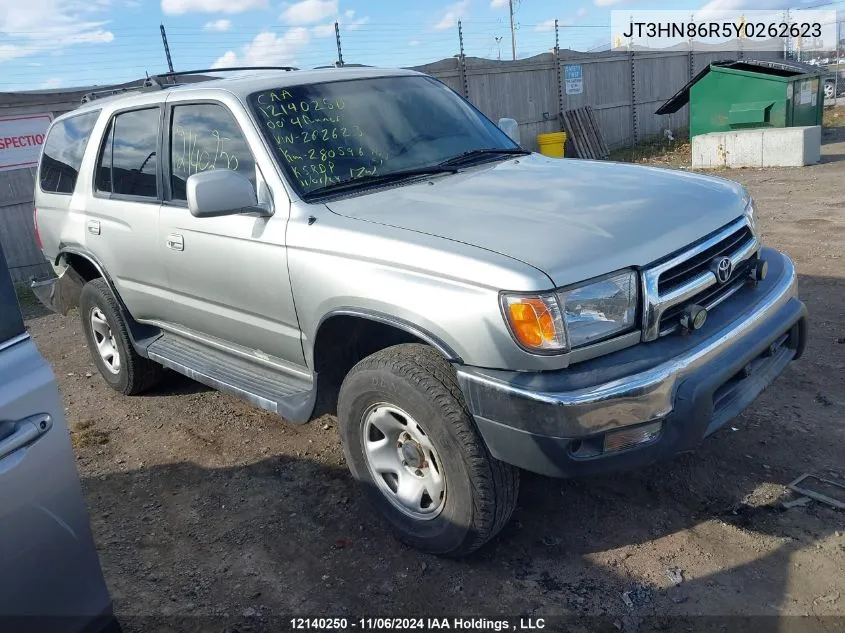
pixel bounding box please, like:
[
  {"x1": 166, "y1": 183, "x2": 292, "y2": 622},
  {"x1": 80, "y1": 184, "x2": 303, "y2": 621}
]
[{"x1": 146, "y1": 335, "x2": 315, "y2": 423}]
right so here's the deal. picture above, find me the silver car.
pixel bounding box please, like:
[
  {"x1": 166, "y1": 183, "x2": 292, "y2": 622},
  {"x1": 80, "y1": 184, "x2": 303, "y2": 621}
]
[
  {"x1": 32, "y1": 67, "x2": 808, "y2": 556},
  {"x1": 0, "y1": 244, "x2": 114, "y2": 632}
]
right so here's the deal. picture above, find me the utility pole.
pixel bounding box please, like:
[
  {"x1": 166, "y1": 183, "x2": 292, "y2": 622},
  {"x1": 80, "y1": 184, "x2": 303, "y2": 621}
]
[
  {"x1": 836, "y1": 19, "x2": 841, "y2": 102},
  {"x1": 495, "y1": 36, "x2": 503, "y2": 60},
  {"x1": 554, "y1": 18, "x2": 559, "y2": 54},
  {"x1": 160, "y1": 24, "x2": 174, "y2": 73},
  {"x1": 508, "y1": 0, "x2": 517, "y2": 60},
  {"x1": 457, "y1": 20, "x2": 468, "y2": 98},
  {"x1": 334, "y1": 21, "x2": 344, "y2": 67}
]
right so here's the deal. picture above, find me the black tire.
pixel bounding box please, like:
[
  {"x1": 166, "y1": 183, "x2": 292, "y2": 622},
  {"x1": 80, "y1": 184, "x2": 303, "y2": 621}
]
[
  {"x1": 79, "y1": 278, "x2": 163, "y2": 395},
  {"x1": 337, "y1": 343, "x2": 519, "y2": 556}
]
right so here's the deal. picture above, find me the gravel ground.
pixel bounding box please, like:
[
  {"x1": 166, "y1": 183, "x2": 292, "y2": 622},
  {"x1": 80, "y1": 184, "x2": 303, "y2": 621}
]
[{"x1": 20, "y1": 126, "x2": 845, "y2": 633}]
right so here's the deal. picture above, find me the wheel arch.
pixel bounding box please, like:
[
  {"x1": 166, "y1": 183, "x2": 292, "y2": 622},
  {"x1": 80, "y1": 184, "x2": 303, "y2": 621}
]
[
  {"x1": 56, "y1": 247, "x2": 161, "y2": 355},
  {"x1": 310, "y1": 309, "x2": 462, "y2": 418}
]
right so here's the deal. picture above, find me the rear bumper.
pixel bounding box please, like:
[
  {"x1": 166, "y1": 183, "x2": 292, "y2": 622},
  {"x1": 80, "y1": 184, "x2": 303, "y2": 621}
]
[
  {"x1": 30, "y1": 267, "x2": 84, "y2": 316},
  {"x1": 456, "y1": 248, "x2": 807, "y2": 478}
]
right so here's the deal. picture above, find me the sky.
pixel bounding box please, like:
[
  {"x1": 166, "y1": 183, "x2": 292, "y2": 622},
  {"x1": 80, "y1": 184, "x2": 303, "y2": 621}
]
[{"x1": 1, "y1": 0, "x2": 843, "y2": 91}]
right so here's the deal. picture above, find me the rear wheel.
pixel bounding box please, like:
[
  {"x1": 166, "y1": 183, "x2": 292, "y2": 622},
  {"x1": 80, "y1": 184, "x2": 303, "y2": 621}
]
[
  {"x1": 337, "y1": 343, "x2": 519, "y2": 556},
  {"x1": 79, "y1": 279, "x2": 163, "y2": 395}
]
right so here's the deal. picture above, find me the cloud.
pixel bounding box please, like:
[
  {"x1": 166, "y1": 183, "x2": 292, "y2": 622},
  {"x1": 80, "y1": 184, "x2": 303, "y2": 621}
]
[
  {"x1": 347, "y1": 15, "x2": 369, "y2": 30},
  {"x1": 594, "y1": 0, "x2": 632, "y2": 6},
  {"x1": 535, "y1": 18, "x2": 575, "y2": 31},
  {"x1": 408, "y1": 40, "x2": 421, "y2": 46},
  {"x1": 696, "y1": 0, "x2": 792, "y2": 13},
  {"x1": 312, "y1": 23, "x2": 336, "y2": 37},
  {"x1": 39, "y1": 77, "x2": 64, "y2": 89},
  {"x1": 162, "y1": 0, "x2": 267, "y2": 15},
  {"x1": 577, "y1": 7, "x2": 587, "y2": 16},
  {"x1": 212, "y1": 28, "x2": 310, "y2": 68},
  {"x1": 0, "y1": 1, "x2": 115, "y2": 63},
  {"x1": 490, "y1": 0, "x2": 508, "y2": 8},
  {"x1": 204, "y1": 19, "x2": 233, "y2": 31},
  {"x1": 280, "y1": 0, "x2": 338, "y2": 25},
  {"x1": 434, "y1": 0, "x2": 469, "y2": 30},
  {"x1": 312, "y1": 12, "x2": 368, "y2": 37}
]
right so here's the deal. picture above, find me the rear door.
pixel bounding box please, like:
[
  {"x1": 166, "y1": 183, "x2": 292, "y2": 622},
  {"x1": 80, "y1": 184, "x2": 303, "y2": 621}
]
[
  {"x1": 0, "y1": 245, "x2": 112, "y2": 632},
  {"x1": 84, "y1": 105, "x2": 168, "y2": 321}
]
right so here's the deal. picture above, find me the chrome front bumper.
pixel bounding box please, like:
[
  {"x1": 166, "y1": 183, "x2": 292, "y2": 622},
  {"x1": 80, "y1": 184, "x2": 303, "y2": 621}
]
[{"x1": 457, "y1": 248, "x2": 805, "y2": 455}]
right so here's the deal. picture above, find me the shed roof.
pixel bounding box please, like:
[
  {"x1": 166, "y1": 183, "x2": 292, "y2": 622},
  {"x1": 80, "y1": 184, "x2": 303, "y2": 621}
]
[{"x1": 655, "y1": 58, "x2": 821, "y2": 115}]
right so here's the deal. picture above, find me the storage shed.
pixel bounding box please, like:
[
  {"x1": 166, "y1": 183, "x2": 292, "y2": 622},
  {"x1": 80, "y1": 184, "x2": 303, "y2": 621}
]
[{"x1": 656, "y1": 59, "x2": 824, "y2": 138}]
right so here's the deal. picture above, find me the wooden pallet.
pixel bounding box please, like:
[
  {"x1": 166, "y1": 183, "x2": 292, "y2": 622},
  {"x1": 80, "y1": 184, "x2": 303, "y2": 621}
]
[{"x1": 561, "y1": 106, "x2": 609, "y2": 160}]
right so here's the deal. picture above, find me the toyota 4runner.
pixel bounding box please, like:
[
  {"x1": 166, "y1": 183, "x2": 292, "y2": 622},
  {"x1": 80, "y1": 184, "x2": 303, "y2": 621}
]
[{"x1": 32, "y1": 67, "x2": 807, "y2": 556}]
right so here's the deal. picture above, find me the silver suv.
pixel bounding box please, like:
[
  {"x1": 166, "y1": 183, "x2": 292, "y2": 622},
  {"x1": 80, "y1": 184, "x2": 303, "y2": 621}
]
[{"x1": 32, "y1": 67, "x2": 807, "y2": 556}]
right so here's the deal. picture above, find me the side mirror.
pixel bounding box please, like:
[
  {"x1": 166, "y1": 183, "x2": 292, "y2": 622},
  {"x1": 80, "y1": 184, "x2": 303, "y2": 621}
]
[{"x1": 186, "y1": 170, "x2": 271, "y2": 218}]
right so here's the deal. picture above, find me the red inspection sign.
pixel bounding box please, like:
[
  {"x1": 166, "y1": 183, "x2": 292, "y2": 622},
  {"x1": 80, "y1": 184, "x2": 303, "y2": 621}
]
[{"x1": 0, "y1": 113, "x2": 54, "y2": 172}]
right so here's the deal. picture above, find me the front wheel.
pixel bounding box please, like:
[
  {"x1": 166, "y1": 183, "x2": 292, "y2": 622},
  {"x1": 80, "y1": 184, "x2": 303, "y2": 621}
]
[{"x1": 337, "y1": 344, "x2": 519, "y2": 556}]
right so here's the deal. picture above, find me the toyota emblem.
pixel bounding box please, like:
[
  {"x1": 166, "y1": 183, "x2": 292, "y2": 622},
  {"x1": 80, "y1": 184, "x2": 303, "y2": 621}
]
[{"x1": 711, "y1": 256, "x2": 733, "y2": 284}]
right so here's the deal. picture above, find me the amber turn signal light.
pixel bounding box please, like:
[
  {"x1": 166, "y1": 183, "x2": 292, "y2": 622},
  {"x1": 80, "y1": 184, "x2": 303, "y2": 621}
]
[{"x1": 501, "y1": 294, "x2": 567, "y2": 352}]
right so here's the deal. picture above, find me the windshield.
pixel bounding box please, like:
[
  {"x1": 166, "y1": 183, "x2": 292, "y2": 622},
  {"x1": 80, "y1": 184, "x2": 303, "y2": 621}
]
[{"x1": 248, "y1": 75, "x2": 518, "y2": 197}]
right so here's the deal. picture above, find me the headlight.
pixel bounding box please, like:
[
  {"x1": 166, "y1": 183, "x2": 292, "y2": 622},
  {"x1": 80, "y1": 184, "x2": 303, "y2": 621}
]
[
  {"x1": 501, "y1": 269, "x2": 639, "y2": 354},
  {"x1": 558, "y1": 270, "x2": 639, "y2": 348}
]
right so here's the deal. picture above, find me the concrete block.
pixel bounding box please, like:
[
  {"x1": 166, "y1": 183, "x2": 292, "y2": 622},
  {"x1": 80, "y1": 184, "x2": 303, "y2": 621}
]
[{"x1": 692, "y1": 126, "x2": 821, "y2": 169}]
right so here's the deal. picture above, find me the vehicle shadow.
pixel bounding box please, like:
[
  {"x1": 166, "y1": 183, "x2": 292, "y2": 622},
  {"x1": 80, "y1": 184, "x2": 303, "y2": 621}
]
[{"x1": 83, "y1": 413, "x2": 842, "y2": 633}]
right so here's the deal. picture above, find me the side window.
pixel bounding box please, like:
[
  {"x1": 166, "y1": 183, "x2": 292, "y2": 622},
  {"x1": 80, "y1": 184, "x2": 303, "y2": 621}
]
[
  {"x1": 95, "y1": 108, "x2": 159, "y2": 199},
  {"x1": 39, "y1": 111, "x2": 99, "y2": 195},
  {"x1": 169, "y1": 103, "x2": 256, "y2": 201}
]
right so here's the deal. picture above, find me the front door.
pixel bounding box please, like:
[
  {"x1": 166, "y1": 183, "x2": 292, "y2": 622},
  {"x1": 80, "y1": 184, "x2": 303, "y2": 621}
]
[
  {"x1": 0, "y1": 245, "x2": 112, "y2": 632},
  {"x1": 157, "y1": 99, "x2": 304, "y2": 366}
]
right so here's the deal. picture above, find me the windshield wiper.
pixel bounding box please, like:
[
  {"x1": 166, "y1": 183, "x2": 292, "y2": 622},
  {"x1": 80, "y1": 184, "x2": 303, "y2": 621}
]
[
  {"x1": 438, "y1": 147, "x2": 530, "y2": 167},
  {"x1": 306, "y1": 166, "x2": 458, "y2": 198}
]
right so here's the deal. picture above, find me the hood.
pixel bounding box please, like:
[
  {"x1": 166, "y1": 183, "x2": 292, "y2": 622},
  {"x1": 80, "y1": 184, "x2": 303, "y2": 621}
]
[{"x1": 325, "y1": 154, "x2": 747, "y2": 288}]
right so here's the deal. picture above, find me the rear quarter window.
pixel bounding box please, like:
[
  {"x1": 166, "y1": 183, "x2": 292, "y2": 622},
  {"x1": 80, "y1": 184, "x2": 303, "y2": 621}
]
[
  {"x1": 0, "y1": 245, "x2": 24, "y2": 343},
  {"x1": 39, "y1": 110, "x2": 100, "y2": 195}
]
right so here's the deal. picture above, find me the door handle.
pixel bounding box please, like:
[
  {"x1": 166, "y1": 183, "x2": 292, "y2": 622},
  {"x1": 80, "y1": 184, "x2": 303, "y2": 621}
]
[
  {"x1": 166, "y1": 234, "x2": 184, "y2": 251},
  {"x1": 87, "y1": 220, "x2": 101, "y2": 235},
  {"x1": 0, "y1": 414, "x2": 52, "y2": 461}
]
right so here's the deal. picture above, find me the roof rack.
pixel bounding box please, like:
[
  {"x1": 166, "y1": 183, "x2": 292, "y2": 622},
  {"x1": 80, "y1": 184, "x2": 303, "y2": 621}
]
[
  {"x1": 80, "y1": 66, "x2": 298, "y2": 104},
  {"x1": 148, "y1": 66, "x2": 298, "y2": 85}
]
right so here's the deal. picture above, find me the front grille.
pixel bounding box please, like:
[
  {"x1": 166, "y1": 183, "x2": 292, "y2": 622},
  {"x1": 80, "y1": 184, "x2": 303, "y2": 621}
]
[
  {"x1": 658, "y1": 255, "x2": 756, "y2": 334},
  {"x1": 641, "y1": 217, "x2": 760, "y2": 342},
  {"x1": 657, "y1": 225, "x2": 753, "y2": 295}
]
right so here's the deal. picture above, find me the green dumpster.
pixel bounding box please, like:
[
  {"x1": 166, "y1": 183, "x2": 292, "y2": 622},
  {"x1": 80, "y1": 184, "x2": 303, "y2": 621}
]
[{"x1": 656, "y1": 59, "x2": 824, "y2": 138}]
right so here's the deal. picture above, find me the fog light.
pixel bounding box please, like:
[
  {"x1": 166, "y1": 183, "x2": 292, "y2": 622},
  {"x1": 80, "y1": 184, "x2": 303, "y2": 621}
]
[
  {"x1": 750, "y1": 259, "x2": 768, "y2": 282},
  {"x1": 603, "y1": 421, "x2": 663, "y2": 453},
  {"x1": 679, "y1": 304, "x2": 707, "y2": 332}
]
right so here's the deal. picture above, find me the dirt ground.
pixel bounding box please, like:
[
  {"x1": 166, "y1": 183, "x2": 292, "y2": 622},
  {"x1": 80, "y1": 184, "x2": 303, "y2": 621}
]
[{"x1": 19, "y1": 123, "x2": 845, "y2": 632}]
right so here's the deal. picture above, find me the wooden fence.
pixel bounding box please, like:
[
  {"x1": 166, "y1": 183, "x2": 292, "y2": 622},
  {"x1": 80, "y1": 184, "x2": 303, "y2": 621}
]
[{"x1": 1, "y1": 167, "x2": 51, "y2": 283}]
